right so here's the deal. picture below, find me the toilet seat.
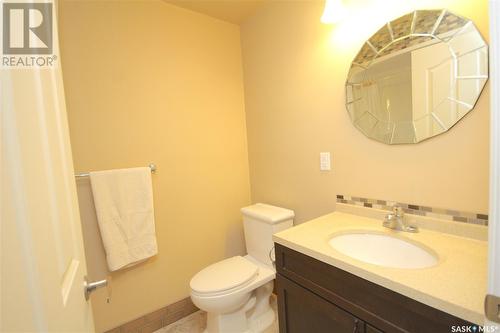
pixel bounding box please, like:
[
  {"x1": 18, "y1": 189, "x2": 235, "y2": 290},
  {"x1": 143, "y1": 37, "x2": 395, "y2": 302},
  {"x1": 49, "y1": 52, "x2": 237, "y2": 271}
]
[{"x1": 190, "y1": 256, "x2": 259, "y2": 297}]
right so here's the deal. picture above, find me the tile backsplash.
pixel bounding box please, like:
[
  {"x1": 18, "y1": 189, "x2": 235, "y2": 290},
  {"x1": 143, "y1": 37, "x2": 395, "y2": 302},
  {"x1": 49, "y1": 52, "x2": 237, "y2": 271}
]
[{"x1": 336, "y1": 195, "x2": 488, "y2": 226}]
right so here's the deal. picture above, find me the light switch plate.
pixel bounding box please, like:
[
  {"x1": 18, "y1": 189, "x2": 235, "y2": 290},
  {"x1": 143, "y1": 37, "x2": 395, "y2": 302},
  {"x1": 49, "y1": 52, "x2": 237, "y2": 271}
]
[{"x1": 320, "y1": 152, "x2": 331, "y2": 171}]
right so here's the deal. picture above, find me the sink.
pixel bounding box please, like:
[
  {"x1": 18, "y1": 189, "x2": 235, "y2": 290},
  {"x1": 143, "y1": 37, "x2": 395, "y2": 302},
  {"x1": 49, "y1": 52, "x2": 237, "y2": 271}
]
[{"x1": 328, "y1": 232, "x2": 438, "y2": 269}]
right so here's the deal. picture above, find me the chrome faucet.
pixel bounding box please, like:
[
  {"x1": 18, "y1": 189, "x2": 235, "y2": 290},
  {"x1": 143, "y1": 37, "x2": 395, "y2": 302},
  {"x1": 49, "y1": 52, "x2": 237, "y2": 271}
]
[{"x1": 383, "y1": 205, "x2": 418, "y2": 233}]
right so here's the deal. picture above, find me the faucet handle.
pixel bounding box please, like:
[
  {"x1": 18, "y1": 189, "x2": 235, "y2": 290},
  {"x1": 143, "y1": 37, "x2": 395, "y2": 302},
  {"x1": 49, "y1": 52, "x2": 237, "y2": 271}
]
[
  {"x1": 384, "y1": 212, "x2": 395, "y2": 220},
  {"x1": 383, "y1": 212, "x2": 395, "y2": 228}
]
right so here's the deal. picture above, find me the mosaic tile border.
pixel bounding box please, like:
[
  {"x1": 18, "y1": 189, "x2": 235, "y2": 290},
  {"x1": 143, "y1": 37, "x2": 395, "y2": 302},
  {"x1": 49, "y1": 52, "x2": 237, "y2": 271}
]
[{"x1": 336, "y1": 195, "x2": 488, "y2": 226}]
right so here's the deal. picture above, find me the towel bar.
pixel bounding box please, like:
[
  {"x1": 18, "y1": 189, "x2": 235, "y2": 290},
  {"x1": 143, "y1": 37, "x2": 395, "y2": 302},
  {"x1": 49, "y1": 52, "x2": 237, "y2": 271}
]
[{"x1": 75, "y1": 163, "x2": 156, "y2": 178}]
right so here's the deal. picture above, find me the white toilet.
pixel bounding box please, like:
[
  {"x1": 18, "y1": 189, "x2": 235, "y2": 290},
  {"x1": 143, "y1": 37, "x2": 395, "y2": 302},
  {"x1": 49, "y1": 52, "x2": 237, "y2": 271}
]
[{"x1": 190, "y1": 203, "x2": 294, "y2": 333}]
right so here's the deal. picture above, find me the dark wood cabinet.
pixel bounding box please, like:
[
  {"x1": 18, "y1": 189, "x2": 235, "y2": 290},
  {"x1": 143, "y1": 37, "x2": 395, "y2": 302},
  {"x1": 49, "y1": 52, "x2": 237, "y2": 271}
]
[
  {"x1": 277, "y1": 275, "x2": 365, "y2": 333},
  {"x1": 275, "y1": 243, "x2": 473, "y2": 333},
  {"x1": 366, "y1": 325, "x2": 383, "y2": 333}
]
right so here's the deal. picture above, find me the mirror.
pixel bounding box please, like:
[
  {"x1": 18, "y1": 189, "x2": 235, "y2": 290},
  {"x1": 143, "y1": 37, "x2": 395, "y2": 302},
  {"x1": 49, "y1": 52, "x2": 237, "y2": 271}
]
[{"x1": 345, "y1": 10, "x2": 488, "y2": 144}]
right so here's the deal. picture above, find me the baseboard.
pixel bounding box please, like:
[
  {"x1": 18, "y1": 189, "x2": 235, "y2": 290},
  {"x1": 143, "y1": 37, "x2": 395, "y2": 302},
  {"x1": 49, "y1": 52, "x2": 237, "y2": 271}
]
[{"x1": 105, "y1": 297, "x2": 198, "y2": 333}]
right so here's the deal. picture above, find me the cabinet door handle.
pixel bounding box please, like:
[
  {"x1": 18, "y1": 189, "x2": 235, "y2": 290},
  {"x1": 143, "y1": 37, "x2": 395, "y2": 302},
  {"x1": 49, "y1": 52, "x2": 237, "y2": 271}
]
[{"x1": 352, "y1": 319, "x2": 359, "y2": 333}]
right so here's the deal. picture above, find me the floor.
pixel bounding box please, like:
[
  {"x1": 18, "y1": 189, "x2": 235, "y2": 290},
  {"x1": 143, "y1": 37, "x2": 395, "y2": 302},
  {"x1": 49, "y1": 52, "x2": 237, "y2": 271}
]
[{"x1": 154, "y1": 296, "x2": 279, "y2": 333}]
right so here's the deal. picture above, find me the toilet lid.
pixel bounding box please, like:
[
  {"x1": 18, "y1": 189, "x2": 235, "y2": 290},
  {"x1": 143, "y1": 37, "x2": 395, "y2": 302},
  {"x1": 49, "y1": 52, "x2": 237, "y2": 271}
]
[{"x1": 190, "y1": 256, "x2": 258, "y2": 295}]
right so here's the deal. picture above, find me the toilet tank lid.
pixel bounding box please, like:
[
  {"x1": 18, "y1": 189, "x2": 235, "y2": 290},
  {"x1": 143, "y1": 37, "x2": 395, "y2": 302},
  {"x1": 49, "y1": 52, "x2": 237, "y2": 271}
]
[{"x1": 241, "y1": 203, "x2": 295, "y2": 224}]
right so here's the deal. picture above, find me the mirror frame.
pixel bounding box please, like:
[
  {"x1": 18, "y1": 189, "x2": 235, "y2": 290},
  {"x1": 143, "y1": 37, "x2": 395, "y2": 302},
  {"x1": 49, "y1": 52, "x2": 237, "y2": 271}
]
[{"x1": 345, "y1": 9, "x2": 488, "y2": 145}]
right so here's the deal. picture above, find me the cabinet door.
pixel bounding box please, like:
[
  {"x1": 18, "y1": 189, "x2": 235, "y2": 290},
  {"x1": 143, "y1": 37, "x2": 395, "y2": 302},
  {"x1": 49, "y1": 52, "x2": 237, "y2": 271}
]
[{"x1": 277, "y1": 274, "x2": 365, "y2": 333}]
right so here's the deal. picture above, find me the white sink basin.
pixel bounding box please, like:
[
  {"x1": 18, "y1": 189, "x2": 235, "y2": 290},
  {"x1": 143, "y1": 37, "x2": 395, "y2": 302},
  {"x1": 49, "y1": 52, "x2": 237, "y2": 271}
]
[{"x1": 328, "y1": 232, "x2": 438, "y2": 269}]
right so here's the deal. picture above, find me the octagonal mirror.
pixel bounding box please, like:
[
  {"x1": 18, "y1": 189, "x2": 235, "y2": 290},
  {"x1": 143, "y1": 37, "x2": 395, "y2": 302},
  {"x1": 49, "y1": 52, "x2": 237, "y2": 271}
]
[{"x1": 346, "y1": 10, "x2": 488, "y2": 144}]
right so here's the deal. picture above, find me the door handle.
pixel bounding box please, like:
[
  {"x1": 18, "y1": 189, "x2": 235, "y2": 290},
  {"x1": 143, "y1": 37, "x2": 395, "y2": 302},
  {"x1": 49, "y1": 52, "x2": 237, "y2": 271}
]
[
  {"x1": 485, "y1": 294, "x2": 500, "y2": 323},
  {"x1": 84, "y1": 276, "x2": 108, "y2": 301},
  {"x1": 352, "y1": 319, "x2": 359, "y2": 333}
]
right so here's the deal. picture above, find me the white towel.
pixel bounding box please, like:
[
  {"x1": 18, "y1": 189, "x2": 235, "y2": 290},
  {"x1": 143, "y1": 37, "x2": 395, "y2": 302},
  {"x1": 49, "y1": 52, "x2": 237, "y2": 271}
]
[{"x1": 89, "y1": 167, "x2": 158, "y2": 271}]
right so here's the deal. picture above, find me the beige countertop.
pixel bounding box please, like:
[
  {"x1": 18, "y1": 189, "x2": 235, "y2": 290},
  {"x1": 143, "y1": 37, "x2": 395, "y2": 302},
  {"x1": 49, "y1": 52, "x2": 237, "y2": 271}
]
[{"x1": 273, "y1": 211, "x2": 487, "y2": 325}]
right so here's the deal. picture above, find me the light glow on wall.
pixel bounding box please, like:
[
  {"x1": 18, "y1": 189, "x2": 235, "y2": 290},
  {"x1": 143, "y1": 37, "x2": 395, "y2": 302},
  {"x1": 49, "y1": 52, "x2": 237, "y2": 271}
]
[
  {"x1": 328, "y1": 0, "x2": 413, "y2": 45},
  {"x1": 321, "y1": 0, "x2": 346, "y2": 24},
  {"x1": 325, "y1": 0, "x2": 480, "y2": 47}
]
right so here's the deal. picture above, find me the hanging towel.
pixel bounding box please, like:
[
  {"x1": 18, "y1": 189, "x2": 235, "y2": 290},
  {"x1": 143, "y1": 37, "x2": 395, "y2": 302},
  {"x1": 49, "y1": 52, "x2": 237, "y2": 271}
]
[{"x1": 90, "y1": 167, "x2": 158, "y2": 271}]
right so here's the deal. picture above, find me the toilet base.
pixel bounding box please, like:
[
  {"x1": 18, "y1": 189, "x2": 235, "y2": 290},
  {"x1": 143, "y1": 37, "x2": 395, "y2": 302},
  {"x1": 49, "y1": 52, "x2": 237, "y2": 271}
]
[
  {"x1": 249, "y1": 306, "x2": 274, "y2": 332},
  {"x1": 203, "y1": 281, "x2": 275, "y2": 333},
  {"x1": 202, "y1": 308, "x2": 274, "y2": 333}
]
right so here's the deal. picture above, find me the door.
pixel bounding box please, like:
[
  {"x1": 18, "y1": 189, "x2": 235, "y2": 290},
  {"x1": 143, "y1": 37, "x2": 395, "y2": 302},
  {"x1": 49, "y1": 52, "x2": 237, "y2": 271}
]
[
  {"x1": 487, "y1": 0, "x2": 500, "y2": 328},
  {"x1": 411, "y1": 39, "x2": 456, "y2": 141},
  {"x1": 0, "y1": 3, "x2": 95, "y2": 332}
]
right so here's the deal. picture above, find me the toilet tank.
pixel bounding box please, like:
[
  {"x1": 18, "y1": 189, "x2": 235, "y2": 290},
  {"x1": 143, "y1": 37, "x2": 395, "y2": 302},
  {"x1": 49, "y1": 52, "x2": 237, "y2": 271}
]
[{"x1": 241, "y1": 203, "x2": 295, "y2": 266}]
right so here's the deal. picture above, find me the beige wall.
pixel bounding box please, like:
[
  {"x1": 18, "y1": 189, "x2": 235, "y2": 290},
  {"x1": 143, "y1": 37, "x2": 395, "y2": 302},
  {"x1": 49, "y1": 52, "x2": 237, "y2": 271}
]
[
  {"x1": 59, "y1": 1, "x2": 250, "y2": 331},
  {"x1": 241, "y1": 0, "x2": 490, "y2": 223}
]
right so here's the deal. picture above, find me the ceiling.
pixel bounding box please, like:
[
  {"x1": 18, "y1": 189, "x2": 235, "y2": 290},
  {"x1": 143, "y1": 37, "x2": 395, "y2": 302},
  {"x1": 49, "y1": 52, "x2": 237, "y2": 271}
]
[{"x1": 164, "y1": 0, "x2": 266, "y2": 25}]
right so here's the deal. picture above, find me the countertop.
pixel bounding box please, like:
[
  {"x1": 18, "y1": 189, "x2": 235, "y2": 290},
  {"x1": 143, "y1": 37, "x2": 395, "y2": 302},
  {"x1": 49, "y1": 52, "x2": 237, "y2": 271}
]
[{"x1": 273, "y1": 211, "x2": 487, "y2": 325}]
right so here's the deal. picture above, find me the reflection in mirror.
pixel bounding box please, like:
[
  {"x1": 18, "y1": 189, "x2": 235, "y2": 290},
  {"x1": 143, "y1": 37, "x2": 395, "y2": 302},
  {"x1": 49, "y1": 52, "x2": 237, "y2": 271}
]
[{"x1": 345, "y1": 10, "x2": 488, "y2": 144}]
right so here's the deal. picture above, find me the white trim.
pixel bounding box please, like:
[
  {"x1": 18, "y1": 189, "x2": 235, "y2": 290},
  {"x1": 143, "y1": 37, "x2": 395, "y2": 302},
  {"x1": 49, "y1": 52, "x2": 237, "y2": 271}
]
[{"x1": 488, "y1": 0, "x2": 500, "y2": 320}]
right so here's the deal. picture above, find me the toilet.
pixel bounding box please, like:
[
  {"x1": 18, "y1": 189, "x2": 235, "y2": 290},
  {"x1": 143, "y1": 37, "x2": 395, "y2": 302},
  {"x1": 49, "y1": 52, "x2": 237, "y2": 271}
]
[{"x1": 190, "y1": 203, "x2": 294, "y2": 333}]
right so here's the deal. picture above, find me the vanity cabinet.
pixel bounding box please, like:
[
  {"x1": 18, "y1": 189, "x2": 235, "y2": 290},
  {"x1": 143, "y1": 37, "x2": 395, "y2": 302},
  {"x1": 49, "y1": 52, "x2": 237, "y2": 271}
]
[
  {"x1": 277, "y1": 274, "x2": 368, "y2": 332},
  {"x1": 275, "y1": 243, "x2": 472, "y2": 333}
]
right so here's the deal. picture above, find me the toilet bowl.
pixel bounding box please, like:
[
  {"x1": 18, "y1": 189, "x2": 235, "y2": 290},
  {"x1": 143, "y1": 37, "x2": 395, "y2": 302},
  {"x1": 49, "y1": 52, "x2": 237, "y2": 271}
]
[
  {"x1": 190, "y1": 204, "x2": 294, "y2": 333},
  {"x1": 191, "y1": 255, "x2": 275, "y2": 333}
]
